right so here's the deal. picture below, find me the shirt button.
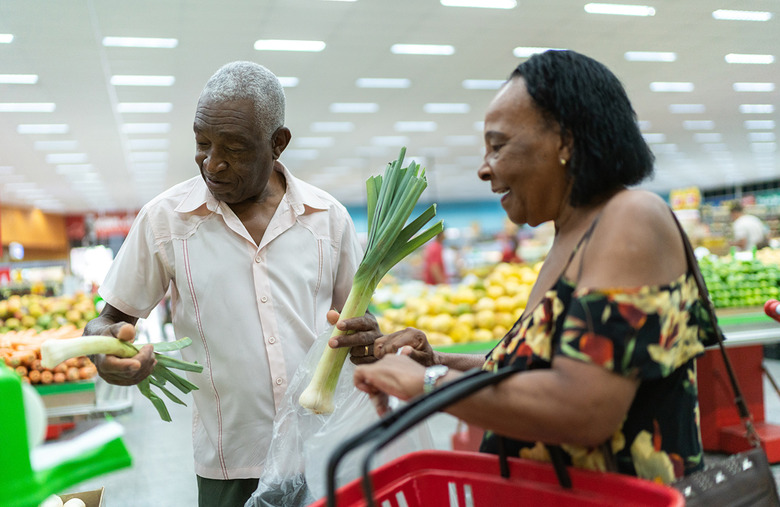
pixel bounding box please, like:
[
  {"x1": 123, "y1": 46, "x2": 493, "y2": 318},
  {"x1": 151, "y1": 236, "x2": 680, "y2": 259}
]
[
  {"x1": 268, "y1": 336, "x2": 276, "y2": 344},
  {"x1": 261, "y1": 296, "x2": 268, "y2": 303},
  {"x1": 275, "y1": 377, "x2": 283, "y2": 385},
  {"x1": 255, "y1": 255, "x2": 261, "y2": 263}
]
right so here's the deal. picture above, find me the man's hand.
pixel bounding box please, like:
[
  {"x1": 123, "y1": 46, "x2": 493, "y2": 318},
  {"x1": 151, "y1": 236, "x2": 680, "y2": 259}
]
[
  {"x1": 326, "y1": 310, "x2": 383, "y2": 365},
  {"x1": 90, "y1": 322, "x2": 156, "y2": 386}
]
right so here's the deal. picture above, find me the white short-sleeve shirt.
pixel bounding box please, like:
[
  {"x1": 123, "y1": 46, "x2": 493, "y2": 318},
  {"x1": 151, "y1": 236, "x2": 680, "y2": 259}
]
[{"x1": 99, "y1": 164, "x2": 362, "y2": 479}]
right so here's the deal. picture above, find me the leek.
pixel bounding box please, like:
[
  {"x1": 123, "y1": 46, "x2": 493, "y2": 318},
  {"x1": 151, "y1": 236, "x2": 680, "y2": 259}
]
[
  {"x1": 41, "y1": 335, "x2": 203, "y2": 422},
  {"x1": 298, "y1": 147, "x2": 443, "y2": 414}
]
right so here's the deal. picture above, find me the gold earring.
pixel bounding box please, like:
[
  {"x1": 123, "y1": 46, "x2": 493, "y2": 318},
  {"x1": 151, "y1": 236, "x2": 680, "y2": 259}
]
[{"x1": 560, "y1": 158, "x2": 567, "y2": 166}]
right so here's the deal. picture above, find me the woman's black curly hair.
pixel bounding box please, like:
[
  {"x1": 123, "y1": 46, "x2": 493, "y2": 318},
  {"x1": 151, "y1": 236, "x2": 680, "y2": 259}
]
[{"x1": 511, "y1": 50, "x2": 655, "y2": 207}]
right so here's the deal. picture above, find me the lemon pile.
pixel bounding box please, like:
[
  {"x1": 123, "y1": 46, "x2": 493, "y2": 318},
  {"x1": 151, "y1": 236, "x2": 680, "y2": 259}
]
[{"x1": 375, "y1": 262, "x2": 541, "y2": 346}]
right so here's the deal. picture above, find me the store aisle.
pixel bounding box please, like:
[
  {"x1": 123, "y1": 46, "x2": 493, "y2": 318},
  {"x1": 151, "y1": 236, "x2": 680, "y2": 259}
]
[{"x1": 60, "y1": 359, "x2": 780, "y2": 506}]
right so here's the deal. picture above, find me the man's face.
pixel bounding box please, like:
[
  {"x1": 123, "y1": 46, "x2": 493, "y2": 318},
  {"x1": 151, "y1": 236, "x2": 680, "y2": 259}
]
[{"x1": 193, "y1": 96, "x2": 277, "y2": 204}]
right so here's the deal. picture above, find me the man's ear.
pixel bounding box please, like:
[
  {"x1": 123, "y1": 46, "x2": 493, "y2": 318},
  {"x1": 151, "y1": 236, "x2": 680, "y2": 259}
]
[{"x1": 271, "y1": 127, "x2": 292, "y2": 159}]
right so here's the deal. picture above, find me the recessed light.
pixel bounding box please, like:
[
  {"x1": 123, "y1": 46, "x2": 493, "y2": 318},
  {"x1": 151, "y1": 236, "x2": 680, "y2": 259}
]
[
  {"x1": 254, "y1": 40, "x2": 326, "y2": 52},
  {"x1": 122, "y1": 123, "x2": 172, "y2": 134},
  {"x1": 642, "y1": 133, "x2": 666, "y2": 143},
  {"x1": 127, "y1": 139, "x2": 170, "y2": 150},
  {"x1": 513, "y1": 47, "x2": 564, "y2": 58},
  {"x1": 694, "y1": 133, "x2": 723, "y2": 143},
  {"x1": 0, "y1": 74, "x2": 38, "y2": 84},
  {"x1": 462, "y1": 79, "x2": 505, "y2": 90},
  {"x1": 739, "y1": 104, "x2": 774, "y2": 114},
  {"x1": 669, "y1": 104, "x2": 706, "y2": 114},
  {"x1": 749, "y1": 132, "x2": 776, "y2": 142},
  {"x1": 744, "y1": 120, "x2": 776, "y2": 129},
  {"x1": 16, "y1": 124, "x2": 69, "y2": 134},
  {"x1": 751, "y1": 143, "x2": 777, "y2": 153},
  {"x1": 0, "y1": 34, "x2": 13, "y2": 43},
  {"x1": 110, "y1": 75, "x2": 175, "y2": 86},
  {"x1": 55, "y1": 164, "x2": 93, "y2": 174},
  {"x1": 391, "y1": 44, "x2": 455, "y2": 55},
  {"x1": 356, "y1": 78, "x2": 410, "y2": 88},
  {"x1": 712, "y1": 10, "x2": 772, "y2": 21},
  {"x1": 329, "y1": 103, "x2": 379, "y2": 113},
  {"x1": 725, "y1": 54, "x2": 775, "y2": 64},
  {"x1": 278, "y1": 77, "x2": 299, "y2": 87},
  {"x1": 102, "y1": 37, "x2": 178, "y2": 48},
  {"x1": 424, "y1": 103, "x2": 470, "y2": 113},
  {"x1": 371, "y1": 136, "x2": 409, "y2": 146},
  {"x1": 683, "y1": 120, "x2": 715, "y2": 130},
  {"x1": 584, "y1": 3, "x2": 655, "y2": 16},
  {"x1": 117, "y1": 102, "x2": 173, "y2": 113},
  {"x1": 440, "y1": 0, "x2": 517, "y2": 8},
  {"x1": 310, "y1": 122, "x2": 354, "y2": 132},
  {"x1": 34, "y1": 140, "x2": 78, "y2": 151},
  {"x1": 624, "y1": 51, "x2": 676, "y2": 62},
  {"x1": 0, "y1": 103, "x2": 55, "y2": 112},
  {"x1": 394, "y1": 121, "x2": 437, "y2": 132},
  {"x1": 733, "y1": 82, "x2": 775, "y2": 92},
  {"x1": 650, "y1": 82, "x2": 694, "y2": 92},
  {"x1": 45, "y1": 153, "x2": 88, "y2": 164}
]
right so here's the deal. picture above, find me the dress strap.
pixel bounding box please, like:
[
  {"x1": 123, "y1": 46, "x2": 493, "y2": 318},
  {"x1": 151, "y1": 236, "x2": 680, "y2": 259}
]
[{"x1": 563, "y1": 211, "x2": 604, "y2": 285}]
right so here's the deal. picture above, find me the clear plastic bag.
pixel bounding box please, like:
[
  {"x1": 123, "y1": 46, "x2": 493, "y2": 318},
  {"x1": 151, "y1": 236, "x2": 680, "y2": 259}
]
[{"x1": 245, "y1": 327, "x2": 433, "y2": 507}]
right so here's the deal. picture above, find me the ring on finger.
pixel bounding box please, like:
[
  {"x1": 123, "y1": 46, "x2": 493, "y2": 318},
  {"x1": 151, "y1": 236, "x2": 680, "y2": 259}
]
[{"x1": 364, "y1": 345, "x2": 370, "y2": 356}]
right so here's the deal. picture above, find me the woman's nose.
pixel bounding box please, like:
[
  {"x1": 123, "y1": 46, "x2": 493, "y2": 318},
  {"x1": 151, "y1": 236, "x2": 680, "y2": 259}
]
[{"x1": 477, "y1": 161, "x2": 491, "y2": 181}]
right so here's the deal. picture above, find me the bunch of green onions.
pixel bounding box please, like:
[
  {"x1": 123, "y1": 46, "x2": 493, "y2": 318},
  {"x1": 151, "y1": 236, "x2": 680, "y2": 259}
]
[
  {"x1": 298, "y1": 147, "x2": 443, "y2": 414},
  {"x1": 41, "y1": 335, "x2": 203, "y2": 422}
]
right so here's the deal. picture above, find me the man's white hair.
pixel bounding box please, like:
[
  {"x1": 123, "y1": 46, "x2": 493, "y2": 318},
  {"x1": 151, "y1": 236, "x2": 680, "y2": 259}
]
[{"x1": 199, "y1": 61, "x2": 286, "y2": 138}]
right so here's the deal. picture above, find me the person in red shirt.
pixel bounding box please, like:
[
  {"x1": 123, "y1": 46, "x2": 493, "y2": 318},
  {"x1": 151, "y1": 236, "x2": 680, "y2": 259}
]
[{"x1": 422, "y1": 232, "x2": 447, "y2": 284}]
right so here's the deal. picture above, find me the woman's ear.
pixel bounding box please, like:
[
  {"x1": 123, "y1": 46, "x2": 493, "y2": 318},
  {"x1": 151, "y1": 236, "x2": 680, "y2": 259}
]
[
  {"x1": 558, "y1": 128, "x2": 573, "y2": 165},
  {"x1": 271, "y1": 127, "x2": 292, "y2": 159}
]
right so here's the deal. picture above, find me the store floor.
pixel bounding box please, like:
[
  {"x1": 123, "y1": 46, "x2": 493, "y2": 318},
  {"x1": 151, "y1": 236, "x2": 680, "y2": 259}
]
[{"x1": 61, "y1": 359, "x2": 780, "y2": 506}]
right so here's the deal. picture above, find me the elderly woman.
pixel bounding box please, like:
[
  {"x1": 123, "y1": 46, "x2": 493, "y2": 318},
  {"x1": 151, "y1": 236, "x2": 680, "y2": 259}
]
[{"x1": 332, "y1": 49, "x2": 715, "y2": 484}]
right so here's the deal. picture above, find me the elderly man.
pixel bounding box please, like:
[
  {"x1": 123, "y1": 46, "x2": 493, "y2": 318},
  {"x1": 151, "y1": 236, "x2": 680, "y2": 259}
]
[{"x1": 85, "y1": 61, "x2": 378, "y2": 506}]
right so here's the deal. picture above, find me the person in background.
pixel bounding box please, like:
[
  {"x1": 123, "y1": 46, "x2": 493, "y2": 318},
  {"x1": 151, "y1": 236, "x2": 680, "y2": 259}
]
[
  {"x1": 730, "y1": 201, "x2": 769, "y2": 251},
  {"x1": 335, "y1": 49, "x2": 716, "y2": 485},
  {"x1": 500, "y1": 234, "x2": 524, "y2": 263},
  {"x1": 84, "y1": 61, "x2": 379, "y2": 507},
  {"x1": 422, "y1": 231, "x2": 448, "y2": 285}
]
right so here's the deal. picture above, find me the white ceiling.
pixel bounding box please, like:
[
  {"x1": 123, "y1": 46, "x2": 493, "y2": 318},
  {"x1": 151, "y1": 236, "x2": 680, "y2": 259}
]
[{"x1": 0, "y1": 0, "x2": 777, "y2": 215}]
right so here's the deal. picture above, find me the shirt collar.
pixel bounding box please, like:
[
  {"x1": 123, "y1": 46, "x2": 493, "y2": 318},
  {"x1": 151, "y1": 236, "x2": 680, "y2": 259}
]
[{"x1": 174, "y1": 163, "x2": 331, "y2": 216}]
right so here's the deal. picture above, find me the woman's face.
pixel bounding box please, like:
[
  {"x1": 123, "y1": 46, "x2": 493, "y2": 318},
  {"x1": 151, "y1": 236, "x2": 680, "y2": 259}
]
[{"x1": 478, "y1": 77, "x2": 571, "y2": 227}]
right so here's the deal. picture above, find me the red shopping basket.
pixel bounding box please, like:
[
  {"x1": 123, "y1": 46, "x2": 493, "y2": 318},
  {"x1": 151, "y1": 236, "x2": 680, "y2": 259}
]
[{"x1": 310, "y1": 449, "x2": 683, "y2": 507}]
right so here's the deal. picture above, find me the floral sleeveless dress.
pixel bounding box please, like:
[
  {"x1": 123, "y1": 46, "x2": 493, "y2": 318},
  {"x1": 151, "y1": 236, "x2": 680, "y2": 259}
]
[{"x1": 480, "y1": 232, "x2": 718, "y2": 484}]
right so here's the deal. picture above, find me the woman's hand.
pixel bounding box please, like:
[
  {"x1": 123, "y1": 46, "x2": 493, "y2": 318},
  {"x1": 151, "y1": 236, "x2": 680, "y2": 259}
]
[
  {"x1": 354, "y1": 351, "x2": 428, "y2": 415},
  {"x1": 89, "y1": 322, "x2": 156, "y2": 386}
]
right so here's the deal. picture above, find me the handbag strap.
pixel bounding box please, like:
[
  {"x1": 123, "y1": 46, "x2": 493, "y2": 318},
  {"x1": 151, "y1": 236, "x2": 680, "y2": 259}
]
[{"x1": 670, "y1": 210, "x2": 762, "y2": 448}]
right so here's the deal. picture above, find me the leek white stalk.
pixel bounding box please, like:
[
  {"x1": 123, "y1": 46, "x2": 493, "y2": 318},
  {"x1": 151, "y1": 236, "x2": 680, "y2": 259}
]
[
  {"x1": 298, "y1": 147, "x2": 443, "y2": 414},
  {"x1": 40, "y1": 335, "x2": 138, "y2": 369}
]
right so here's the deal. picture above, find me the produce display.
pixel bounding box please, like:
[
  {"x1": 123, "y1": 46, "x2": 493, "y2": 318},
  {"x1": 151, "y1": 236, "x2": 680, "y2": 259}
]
[
  {"x1": 0, "y1": 293, "x2": 98, "y2": 333},
  {"x1": 698, "y1": 251, "x2": 780, "y2": 309},
  {"x1": 374, "y1": 261, "x2": 540, "y2": 346}
]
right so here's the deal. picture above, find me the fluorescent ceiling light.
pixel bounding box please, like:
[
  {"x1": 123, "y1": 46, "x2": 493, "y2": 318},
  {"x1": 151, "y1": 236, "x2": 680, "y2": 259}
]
[
  {"x1": 46, "y1": 153, "x2": 88, "y2": 164},
  {"x1": 702, "y1": 143, "x2": 730, "y2": 152},
  {"x1": 310, "y1": 121, "x2": 354, "y2": 132},
  {"x1": 584, "y1": 3, "x2": 655, "y2": 16},
  {"x1": 102, "y1": 37, "x2": 178, "y2": 48},
  {"x1": 669, "y1": 104, "x2": 705, "y2": 114},
  {"x1": 0, "y1": 74, "x2": 38, "y2": 84},
  {"x1": 282, "y1": 149, "x2": 319, "y2": 160},
  {"x1": 652, "y1": 144, "x2": 678, "y2": 154},
  {"x1": 130, "y1": 151, "x2": 169, "y2": 162},
  {"x1": 513, "y1": 47, "x2": 563, "y2": 58},
  {"x1": 0, "y1": 34, "x2": 13, "y2": 43},
  {"x1": 34, "y1": 140, "x2": 78, "y2": 151},
  {"x1": 391, "y1": 44, "x2": 455, "y2": 55},
  {"x1": 440, "y1": 0, "x2": 517, "y2": 8},
  {"x1": 122, "y1": 123, "x2": 171, "y2": 134},
  {"x1": 55, "y1": 164, "x2": 94, "y2": 174},
  {"x1": 110, "y1": 75, "x2": 175, "y2": 86},
  {"x1": 356, "y1": 78, "x2": 410, "y2": 88},
  {"x1": 683, "y1": 120, "x2": 715, "y2": 130},
  {"x1": 712, "y1": 10, "x2": 772, "y2": 21},
  {"x1": 473, "y1": 121, "x2": 485, "y2": 130},
  {"x1": 744, "y1": 120, "x2": 776, "y2": 129},
  {"x1": 278, "y1": 77, "x2": 299, "y2": 87},
  {"x1": 17, "y1": 124, "x2": 69, "y2": 134},
  {"x1": 329, "y1": 103, "x2": 378, "y2": 113},
  {"x1": 462, "y1": 79, "x2": 505, "y2": 90},
  {"x1": 127, "y1": 139, "x2": 170, "y2": 150},
  {"x1": 752, "y1": 143, "x2": 777, "y2": 153},
  {"x1": 132, "y1": 163, "x2": 168, "y2": 172},
  {"x1": 424, "y1": 103, "x2": 470, "y2": 113},
  {"x1": 0, "y1": 103, "x2": 55, "y2": 112},
  {"x1": 733, "y1": 82, "x2": 775, "y2": 92},
  {"x1": 117, "y1": 102, "x2": 173, "y2": 113},
  {"x1": 642, "y1": 133, "x2": 666, "y2": 143},
  {"x1": 739, "y1": 104, "x2": 774, "y2": 114},
  {"x1": 650, "y1": 82, "x2": 694, "y2": 92},
  {"x1": 444, "y1": 135, "x2": 478, "y2": 145},
  {"x1": 624, "y1": 51, "x2": 676, "y2": 62},
  {"x1": 749, "y1": 132, "x2": 776, "y2": 142},
  {"x1": 394, "y1": 121, "x2": 437, "y2": 132},
  {"x1": 725, "y1": 53, "x2": 775, "y2": 64},
  {"x1": 371, "y1": 136, "x2": 409, "y2": 146},
  {"x1": 254, "y1": 39, "x2": 325, "y2": 52},
  {"x1": 694, "y1": 133, "x2": 722, "y2": 143},
  {"x1": 293, "y1": 137, "x2": 334, "y2": 148}
]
